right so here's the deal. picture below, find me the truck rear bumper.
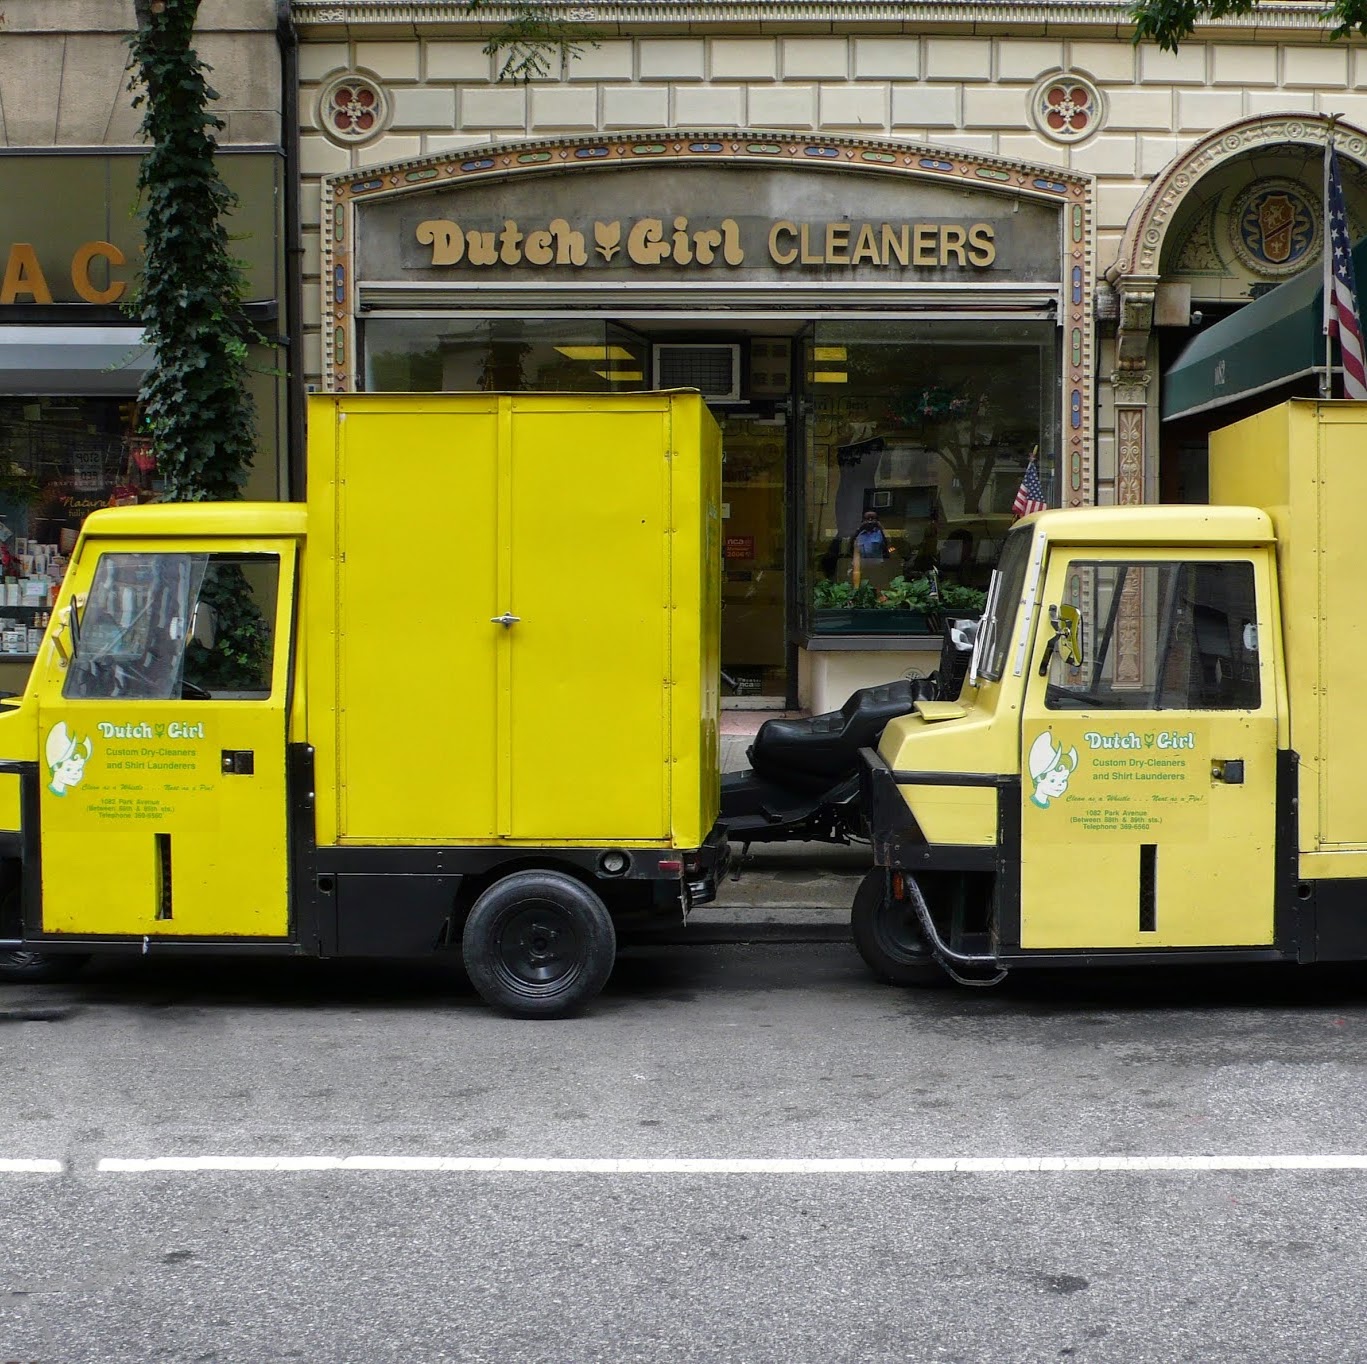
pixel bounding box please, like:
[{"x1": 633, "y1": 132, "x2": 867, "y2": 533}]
[{"x1": 685, "y1": 822, "x2": 731, "y2": 907}]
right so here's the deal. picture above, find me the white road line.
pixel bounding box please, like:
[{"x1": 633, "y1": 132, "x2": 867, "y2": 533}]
[
  {"x1": 0, "y1": 1159, "x2": 63, "y2": 1173},
  {"x1": 95, "y1": 1155, "x2": 1367, "y2": 1174}
]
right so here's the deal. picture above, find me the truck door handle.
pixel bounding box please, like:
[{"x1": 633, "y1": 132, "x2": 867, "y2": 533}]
[
  {"x1": 491, "y1": 613, "x2": 521, "y2": 628},
  {"x1": 1212, "y1": 759, "x2": 1244, "y2": 784},
  {"x1": 222, "y1": 750, "x2": 255, "y2": 775}
]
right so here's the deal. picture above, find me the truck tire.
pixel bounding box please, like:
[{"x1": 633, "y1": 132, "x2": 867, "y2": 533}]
[
  {"x1": 462, "y1": 870, "x2": 616, "y2": 1019},
  {"x1": 851, "y1": 869, "x2": 947, "y2": 988},
  {"x1": 0, "y1": 950, "x2": 90, "y2": 984}
]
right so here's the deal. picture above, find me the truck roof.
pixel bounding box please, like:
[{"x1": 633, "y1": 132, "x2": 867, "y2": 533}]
[
  {"x1": 79, "y1": 502, "x2": 308, "y2": 539},
  {"x1": 1020, "y1": 503, "x2": 1274, "y2": 546}
]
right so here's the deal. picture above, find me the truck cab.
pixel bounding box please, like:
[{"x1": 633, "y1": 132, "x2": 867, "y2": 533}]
[
  {"x1": 856, "y1": 399, "x2": 1367, "y2": 986},
  {"x1": 857, "y1": 504, "x2": 1287, "y2": 983}
]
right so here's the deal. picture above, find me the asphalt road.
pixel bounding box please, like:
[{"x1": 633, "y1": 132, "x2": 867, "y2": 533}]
[{"x1": 4, "y1": 942, "x2": 1367, "y2": 1362}]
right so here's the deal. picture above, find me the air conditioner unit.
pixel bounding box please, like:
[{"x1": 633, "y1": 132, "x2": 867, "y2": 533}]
[{"x1": 652, "y1": 343, "x2": 742, "y2": 402}]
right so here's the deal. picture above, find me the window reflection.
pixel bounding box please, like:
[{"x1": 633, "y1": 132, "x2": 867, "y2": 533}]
[
  {"x1": 363, "y1": 319, "x2": 648, "y2": 393},
  {"x1": 806, "y1": 320, "x2": 1059, "y2": 635}
]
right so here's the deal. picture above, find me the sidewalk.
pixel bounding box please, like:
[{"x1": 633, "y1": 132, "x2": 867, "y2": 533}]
[{"x1": 677, "y1": 710, "x2": 872, "y2": 942}]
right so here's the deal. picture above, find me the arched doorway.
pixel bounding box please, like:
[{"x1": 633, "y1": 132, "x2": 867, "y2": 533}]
[{"x1": 1108, "y1": 114, "x2": 1367, "y2": 505}]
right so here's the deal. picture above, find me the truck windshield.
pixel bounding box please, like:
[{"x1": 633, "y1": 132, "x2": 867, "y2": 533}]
[
  {"x1": 976, "y1": 526, "x2": 1032, "y2": 682},
  {"x1": 64, "y1": 554, "x2": 207, "y2": 701}
]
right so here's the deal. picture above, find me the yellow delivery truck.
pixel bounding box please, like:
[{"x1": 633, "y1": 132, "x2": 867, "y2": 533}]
[
  {"x1": 0, "y1": 391, "x2": 725, "y2": 1017},
  {"x1": 855, "y1": 399, "x2": 1367, "y2": 986}
]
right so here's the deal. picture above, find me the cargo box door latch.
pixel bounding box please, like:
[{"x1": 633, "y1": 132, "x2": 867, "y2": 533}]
[
  {"x1": 222, "y1": 749, "x2": 255, "y2": 776},
  {"x1": 1211, "y1": 758, "x2": 1244, "y2": 784}
]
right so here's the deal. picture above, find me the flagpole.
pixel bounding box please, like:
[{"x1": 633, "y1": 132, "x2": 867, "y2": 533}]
[{"x1": 1324, "y1": 116, "x2": 1340, "y2": 398}]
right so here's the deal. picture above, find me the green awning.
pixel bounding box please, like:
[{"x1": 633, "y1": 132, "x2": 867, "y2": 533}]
[{"x1": 1162, "y1": 239, "x2": 1367, "y2": 421}]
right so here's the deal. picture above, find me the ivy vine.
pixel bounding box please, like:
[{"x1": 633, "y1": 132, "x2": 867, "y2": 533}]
[
  {"x1": 126, "y1": 0, "x2": 258, "y2": 504},
  {"x1": 126, "y1": 0, "x2": 267, "y2": 687}
]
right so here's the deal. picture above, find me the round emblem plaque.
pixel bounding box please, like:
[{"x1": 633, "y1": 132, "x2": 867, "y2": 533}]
[{"x1": 1229, "y1": 179, "x2": 1320, "y2": 277}]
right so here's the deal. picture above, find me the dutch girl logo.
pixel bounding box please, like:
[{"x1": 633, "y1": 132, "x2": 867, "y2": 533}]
[
  {"x1": 45, "y1": 721, "x2": 92, "y2": 798},
  {"x1": 1027, "y1": 729, "x2": 1078, "y2": 810}
]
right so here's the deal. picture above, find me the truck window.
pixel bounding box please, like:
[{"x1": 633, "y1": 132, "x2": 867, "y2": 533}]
[
  {"x1": 63, "y1": 552, "x2": 279, "y2": 702},
  {"x1": 1045, "y1": 560, "x2": 1260, "y2": 711}
]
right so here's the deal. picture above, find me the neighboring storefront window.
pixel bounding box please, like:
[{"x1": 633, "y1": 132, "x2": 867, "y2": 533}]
[
  {"x1": 362, "y1": 319, "x2": 649, "y2": 393},
  {"x1": 805, "y1": 320, "x2": 1059, "y2": 636},
  {"x1": 0, "y1": 396, "x2": 152, "y2": 658}
]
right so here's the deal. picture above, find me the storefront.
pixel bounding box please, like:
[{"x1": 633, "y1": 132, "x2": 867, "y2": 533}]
[
  {"x1": 323, "y1": 134, "x2": 1092, "y2": 709},
  {"x1": 0, "y1": 151, "x2": 288, "y2": 691}
]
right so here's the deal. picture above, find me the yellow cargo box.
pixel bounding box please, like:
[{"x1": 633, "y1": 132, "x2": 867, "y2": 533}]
[
  {"x1": 1210, "y1": 399, "x2": 1365, "y2": 852},
  {"x1": 306, "y1": 391, "x2": 721, "y2": 851}
]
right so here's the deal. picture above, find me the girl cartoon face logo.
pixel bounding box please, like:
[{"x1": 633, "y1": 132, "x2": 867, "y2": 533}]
[
  {"x1": 1028, "y1": 729, "x2": 1078, "y2": 809},
  {"x1": 45, "y1": 722, "x2": 92, "y2": 797}
]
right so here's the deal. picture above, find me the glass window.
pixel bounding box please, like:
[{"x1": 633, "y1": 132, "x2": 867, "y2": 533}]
[
  {"x1": 0, "y1": 396, "x2": 153, "y2": 658},
  {"x1": 362, "y1": 319, "x2": 649, "y2": 393},
  {"x1": 1045, "y1": 561, "x2": 1260, "y2": 711},
  {"x1": 976, "y1": 525, "x2": 1034, "y2": 683},
  {"x1": 64, "y1": 553, "x2": 279, "y2": 701},
  {"x1": 805, "y1": 320, "x2": 1059, "y2": 636}
]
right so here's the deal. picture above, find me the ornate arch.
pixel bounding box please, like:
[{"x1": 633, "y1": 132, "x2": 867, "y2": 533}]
[
  {"x1": 1103, "y1": 114, "x2": 1367, "y2": 516},
  {"x1": 1108, "y1": 112, "x2": 1367, "y2": 284},
  {"x1": 321, "y1": 128, "x2": 1098, "y2": 504}
]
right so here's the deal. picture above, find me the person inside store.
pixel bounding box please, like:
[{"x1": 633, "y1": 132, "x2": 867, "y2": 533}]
[
  {"x1": 853, "y1": 508, "x2": 893, "y2": 562},
  {"x1": 819, "y1": 509, "x2": 903, "y2": 581}
]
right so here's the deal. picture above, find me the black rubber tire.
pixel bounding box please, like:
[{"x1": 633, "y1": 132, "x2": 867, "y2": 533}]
[
  {"x1": 851, "y1": 869, "x2": 948, "y2": 988},
  {"x1": 0, "y1": 950, "x2": 90, "y2": 984},
  {"x1": 462, "y1": 870, "x2": 616, "y2": 1019}
]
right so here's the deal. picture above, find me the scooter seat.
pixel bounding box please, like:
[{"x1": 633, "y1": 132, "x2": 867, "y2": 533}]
[{"x1": 748, "y1": 679, "x2": 925, "y2": 786}]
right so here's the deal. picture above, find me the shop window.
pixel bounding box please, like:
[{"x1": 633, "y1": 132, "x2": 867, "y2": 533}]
[
  {"x1": 362, "y1": 319, "x2": 648, "y2": 394},
  {"x1": 64, "y1": 552, "x2": 279, "y2": 702},
  {"x1": 1045, "y1": 560, "x2": 1261, "y2": 711},
  {"x1": 805, "y1": 320, "x2": 1059, "y2": 638},
  {"x1": 0, "y1": 397, "x2": 153, "y2": 660}
]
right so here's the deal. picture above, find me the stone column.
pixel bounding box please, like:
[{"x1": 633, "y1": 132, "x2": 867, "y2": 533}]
[{"x1": 1111, "y1": 277, "x2": 1156, "y2": 507}]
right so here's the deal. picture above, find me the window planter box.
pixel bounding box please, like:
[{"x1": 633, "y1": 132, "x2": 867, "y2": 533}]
[{"x1": 810, "y1": 607, "x2": 936, "y2": 635}]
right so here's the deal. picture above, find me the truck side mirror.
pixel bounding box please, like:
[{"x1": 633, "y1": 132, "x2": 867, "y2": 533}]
[
  {"x1": 52, "y1": 596, "x2": 81, "y2": 664},
  {"x1": 1049, "y1": 603, "x2": 1084, "y2": 668}
]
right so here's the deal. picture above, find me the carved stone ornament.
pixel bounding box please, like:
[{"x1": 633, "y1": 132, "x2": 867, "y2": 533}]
[
  {"x1": 1029, "y1": 72, "x2": 1104, "y2": 145},
  {"x1": 1114, "y1": 281, "x2": 1155, "y2": 375},
  {"x1": 1110, "y1": 369, "x2": 1152, "y2": 410},
  {"x1": 319, "y1": 71, "x2": 390, "y2": 146}
]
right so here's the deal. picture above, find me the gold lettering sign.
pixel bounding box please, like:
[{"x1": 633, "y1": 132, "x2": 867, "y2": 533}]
[
  {"x1": 415, "y1": 217, "x2": 996, "y2": 270},
  {"x1": 0, "y1": 240, "x2": 127, "y2": 306}
]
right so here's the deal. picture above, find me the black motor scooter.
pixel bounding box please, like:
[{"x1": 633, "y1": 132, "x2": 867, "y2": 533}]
[{"x1": 718, "y1": 617, "x2": 979, "y2": 851}]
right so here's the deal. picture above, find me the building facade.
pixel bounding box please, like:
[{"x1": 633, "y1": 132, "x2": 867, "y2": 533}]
[
  {"x1": 0, "y1": 0, "x2": 290, "y2": 689},
  {"x1": 291, "y1": 1, "x2": 1366, "y2": 710}
]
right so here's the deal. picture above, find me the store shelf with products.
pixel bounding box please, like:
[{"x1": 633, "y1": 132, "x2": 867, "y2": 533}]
[{"x1": 0, "y1": 598, "x2": 57, "y2": 661}]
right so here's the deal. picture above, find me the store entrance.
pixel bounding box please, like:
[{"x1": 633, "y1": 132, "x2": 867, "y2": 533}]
[{"x1": 717, "y1": 403, "x2": 790, "y2": 705}]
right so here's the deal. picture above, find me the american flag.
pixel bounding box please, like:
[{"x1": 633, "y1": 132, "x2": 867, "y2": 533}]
[
  {"x1": 1324, "y1": 139, "x2": 1367, "y2": 400},
  {"x1": 1011, "y1": 454, "x2": 1048, "y2": 519}
]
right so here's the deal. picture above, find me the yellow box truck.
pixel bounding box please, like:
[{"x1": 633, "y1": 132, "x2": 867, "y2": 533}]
[
  {"x1": 0, "y1": 391, "x2": 725, "y2": 1017},
  {"x1": 855, "y1": 399, "x2": 1367, "y2": 986}
]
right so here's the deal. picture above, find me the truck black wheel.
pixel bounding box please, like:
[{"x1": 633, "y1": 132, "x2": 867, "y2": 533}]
[
  {"x1": 462, "y1": 870, "x2": 616, "y2": 1019},
  {"x1": 0, "y1": 950, "x2": 90, "y2": 984},
  {"x1": 851, "y1": 869, "x2": 947, "y2": 988}
]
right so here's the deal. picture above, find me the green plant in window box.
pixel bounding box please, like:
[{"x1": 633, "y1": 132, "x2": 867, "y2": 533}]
[
  {"x1": 876, "y1": 575, "x2": 937, "y2": 611},
  {"x1": 937, "y1": 582, "x2": 988, "y2": 613},
  {"x1": 812, "y1": 574, "x2": 928, "y2": 633}
]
